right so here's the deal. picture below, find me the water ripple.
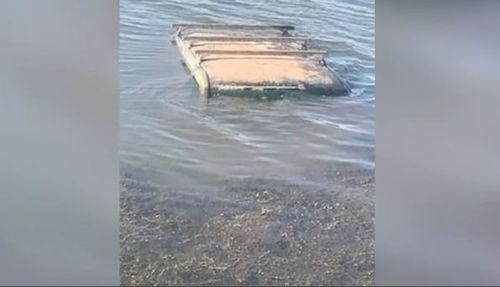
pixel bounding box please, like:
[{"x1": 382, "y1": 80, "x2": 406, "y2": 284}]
[{"x1": 120, "y1": 0, "x2": 374, "y2": 187}]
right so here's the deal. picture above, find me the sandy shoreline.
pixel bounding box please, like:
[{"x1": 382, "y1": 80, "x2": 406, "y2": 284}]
[{"x1": 120, "y1": 168, "x2": 374, "y2": 286}]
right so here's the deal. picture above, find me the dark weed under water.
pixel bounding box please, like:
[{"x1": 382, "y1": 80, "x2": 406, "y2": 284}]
[{"x1": 120, "y1": 169, "x2": 374, "y2": 286}]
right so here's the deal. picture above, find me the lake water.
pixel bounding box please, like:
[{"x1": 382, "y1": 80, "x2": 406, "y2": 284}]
[
  {"x1": 120, "y1": 0, "x2": 374, "y2": 285},
  {"x1": 120, "y1": 0, "x2": 374, "y2": 190}
]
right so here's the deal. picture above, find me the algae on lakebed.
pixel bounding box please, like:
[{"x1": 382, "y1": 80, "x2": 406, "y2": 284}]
[{"x1": 120, "y1": 169, "x2": 374, "y2": 286}]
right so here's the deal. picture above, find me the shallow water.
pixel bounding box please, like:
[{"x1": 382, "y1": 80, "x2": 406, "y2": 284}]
[
  {"x1": 120, "y1": 0, "x2": 374, "y2": 191},
  {"x1": 120, "y1": 0, "x2": 374, "y2": 285}
]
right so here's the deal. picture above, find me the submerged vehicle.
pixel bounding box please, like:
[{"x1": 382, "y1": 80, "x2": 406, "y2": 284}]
[{"x1": 173, "y1": 23, "x2": 350, "y2": 98}]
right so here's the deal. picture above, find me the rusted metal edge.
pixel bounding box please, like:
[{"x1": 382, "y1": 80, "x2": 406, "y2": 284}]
[
  {"x1": 212, "y1": 83, "x2": 348, "y2": 97},
  {"x1": 198, "y1": 56, "x2": 325, "y2": 64},
  {"x1": 194, "y1": 49, "x2": 327, "y2": 56},
  {"x1": 215, "y1": 84, "x2": 303, "y2": 91},
  {"x1": 325, "y1": 64, "x2": 352, "y2": 94},
  {"x1": 172, "y1": 23, "x2": 295, "y2": 31},
  {"x1": 182, "y1": 35, "x2": 308, "y2": 43},
  {"x1": 175, "y1": 34, "x2": 211, "y2": 97}
]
